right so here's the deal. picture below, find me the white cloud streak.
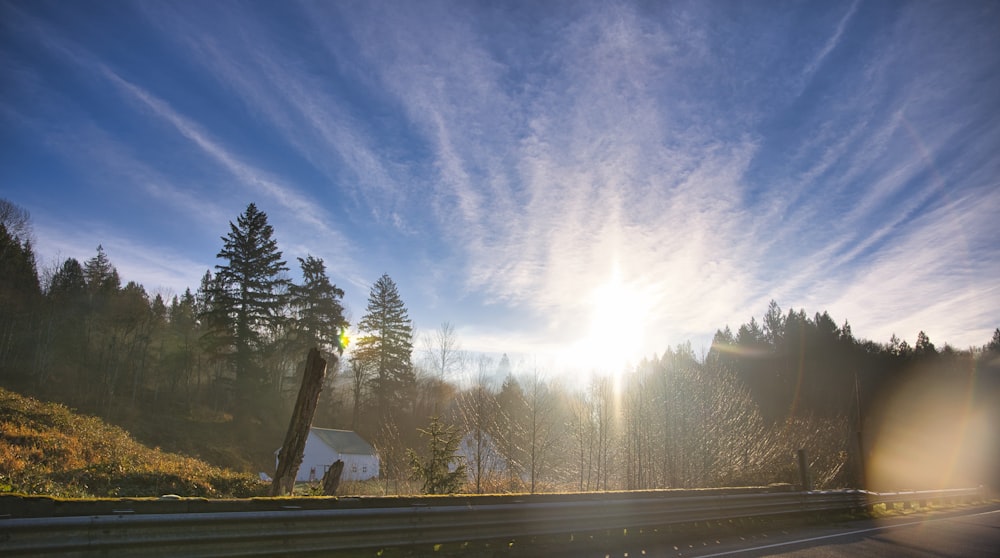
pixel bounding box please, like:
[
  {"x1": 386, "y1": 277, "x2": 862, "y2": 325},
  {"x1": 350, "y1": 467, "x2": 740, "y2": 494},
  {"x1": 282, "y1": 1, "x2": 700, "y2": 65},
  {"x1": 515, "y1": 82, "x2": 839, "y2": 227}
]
[
  {"x1": 140, "y1": 2, "x2": 409, "y2": 225},
  {"x1": 796, "y1": 0, "x2": 861, "y2": 95},
  {"x1": 11, "y1": 4, "x2": 368, "y2": 296},
  {"x1": 830, "y1": 184, "x2": 1000, "y2": 348},
  {"x1": 5, "y1": 0, "x2": 997, "y2": 361},
  {"x1": 328, "y1": 0, "x2": 999, "y2": 358},
  {"x1": 96, "y1": 67, "x2": 365, "y2": 285},
  {"x1": 328, "y1": 1, "x2": 775, "y2": 359}
]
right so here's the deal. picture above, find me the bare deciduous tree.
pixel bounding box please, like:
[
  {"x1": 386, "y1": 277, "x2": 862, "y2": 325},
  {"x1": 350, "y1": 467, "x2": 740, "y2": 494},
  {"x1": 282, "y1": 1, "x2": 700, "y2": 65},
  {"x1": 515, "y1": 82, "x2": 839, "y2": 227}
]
[{"x1": 423, "y1": 321, "x2": 464, "y2": 379}]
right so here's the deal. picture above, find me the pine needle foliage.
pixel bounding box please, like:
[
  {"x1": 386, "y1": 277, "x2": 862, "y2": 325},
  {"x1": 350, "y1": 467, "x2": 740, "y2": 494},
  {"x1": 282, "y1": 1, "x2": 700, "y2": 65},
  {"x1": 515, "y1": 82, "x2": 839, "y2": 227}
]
[
  {"x1": 204, "y1": 203, "x2": 290, "y2": 413},
  {"x1": 355, "y1": 273, "x2": 415, "y2": 420},
  {"x1": 288, "y1": 255, "x2": 348, "y2": 356},
  {"x1": 407, "y1": 415, "x2": 466, "y2": 494}
]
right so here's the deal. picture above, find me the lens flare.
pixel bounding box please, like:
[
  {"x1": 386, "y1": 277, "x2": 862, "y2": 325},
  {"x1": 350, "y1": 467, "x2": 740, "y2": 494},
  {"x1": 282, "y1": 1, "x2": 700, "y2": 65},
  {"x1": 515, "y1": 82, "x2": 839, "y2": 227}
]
[{"x1": 866, "y1": 364, "x2": 996, "y2": 491}]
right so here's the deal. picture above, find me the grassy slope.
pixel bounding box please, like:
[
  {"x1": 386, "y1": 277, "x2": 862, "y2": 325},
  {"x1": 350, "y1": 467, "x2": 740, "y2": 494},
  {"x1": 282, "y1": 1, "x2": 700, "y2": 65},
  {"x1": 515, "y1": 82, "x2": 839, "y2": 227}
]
[
  {"x1": 120, "y1": 404, "x2": 286, "y2": 476},
  {"x1": 0, "y1": 388, "x2": 266, "y2": 498}
]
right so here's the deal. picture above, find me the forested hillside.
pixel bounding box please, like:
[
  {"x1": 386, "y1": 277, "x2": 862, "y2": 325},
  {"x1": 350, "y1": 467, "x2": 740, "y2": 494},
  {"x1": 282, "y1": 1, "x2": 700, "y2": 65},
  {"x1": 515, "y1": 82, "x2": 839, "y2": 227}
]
[{"x1": 2, "y1": 198, "x2": 998, "y2": 495}]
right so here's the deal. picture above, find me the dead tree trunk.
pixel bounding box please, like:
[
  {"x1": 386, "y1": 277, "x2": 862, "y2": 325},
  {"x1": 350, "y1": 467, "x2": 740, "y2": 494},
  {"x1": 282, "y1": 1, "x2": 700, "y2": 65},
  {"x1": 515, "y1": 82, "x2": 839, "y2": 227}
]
[
  {"x1": 271, "y1": 348, "x2": 329, "y2": 496},
  {"x1": 321, "y1": 459, "x2": 345, "y2": 496}
]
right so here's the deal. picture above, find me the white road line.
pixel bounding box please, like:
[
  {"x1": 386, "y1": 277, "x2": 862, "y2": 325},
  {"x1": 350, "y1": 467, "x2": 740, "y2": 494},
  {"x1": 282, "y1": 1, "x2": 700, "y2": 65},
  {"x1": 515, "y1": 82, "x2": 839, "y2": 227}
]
[{"x1": 692, "y1": 507, "x2": 1000, "y2": 557}]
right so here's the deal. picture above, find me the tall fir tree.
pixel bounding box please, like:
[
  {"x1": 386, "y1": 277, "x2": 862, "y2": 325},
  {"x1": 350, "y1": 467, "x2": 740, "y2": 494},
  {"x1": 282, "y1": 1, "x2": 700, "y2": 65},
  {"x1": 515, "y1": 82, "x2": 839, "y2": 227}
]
[
  {"x1": 83, "y1": 245, "x2": 120, "y2": 304},
  {"x1": 355, "y1": 273, "x2": 414, "y2": 430},
  {"x1": 762, "y1": 300, "x2": 785, "y2": 346},
  {"x1": 45, "y1": 258, "x2": 88, "y2": 385},
  {"x1": 0, "y1": 220, "x2": 40, "y2": 374},
  {"x1": 78, "y1": 247, "x2": 123, "y2": 404},
  {"x1": 288, "y1": 255, "x2": 348, "y2": 357},
  {"x1": 205, "y1": 203, "x2": 290, "y2": 415}
]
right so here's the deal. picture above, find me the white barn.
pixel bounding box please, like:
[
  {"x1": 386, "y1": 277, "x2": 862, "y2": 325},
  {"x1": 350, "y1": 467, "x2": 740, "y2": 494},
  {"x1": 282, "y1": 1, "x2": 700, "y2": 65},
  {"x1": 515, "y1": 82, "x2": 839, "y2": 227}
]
[{"x1": 278, "y1": 428, "x2": 380, "y2": 483}]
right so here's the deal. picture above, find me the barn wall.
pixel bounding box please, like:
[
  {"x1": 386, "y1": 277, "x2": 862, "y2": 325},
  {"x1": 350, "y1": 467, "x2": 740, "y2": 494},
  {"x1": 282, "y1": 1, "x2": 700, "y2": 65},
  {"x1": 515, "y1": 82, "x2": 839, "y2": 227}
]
[
  {"x1": 340, "y1": 453, "x2": 380, "y2": 481},
  {"x1": 296, "y1": 432, "x2": 339, "y2": 482},
  {"x1": 287, "y1": 432, "x2": 380, "y2": 482}
]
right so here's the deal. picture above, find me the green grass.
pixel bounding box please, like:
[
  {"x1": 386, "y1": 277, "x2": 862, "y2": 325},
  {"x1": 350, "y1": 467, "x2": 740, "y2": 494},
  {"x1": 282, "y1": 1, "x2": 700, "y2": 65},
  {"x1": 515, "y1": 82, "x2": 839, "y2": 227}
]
[{"x1": 0, "y1": 388, "x2": 266, "y2": 498}]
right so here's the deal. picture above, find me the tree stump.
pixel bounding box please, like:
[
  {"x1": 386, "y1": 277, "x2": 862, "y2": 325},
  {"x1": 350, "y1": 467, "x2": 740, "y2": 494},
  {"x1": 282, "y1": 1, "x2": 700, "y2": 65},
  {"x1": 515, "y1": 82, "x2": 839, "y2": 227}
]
[
  {"x1": 271, "y1": 348, "x2": 329, "y2": 496},
  {"x1": 322, "y1": 460, "x2": 345, "y2": 496}
]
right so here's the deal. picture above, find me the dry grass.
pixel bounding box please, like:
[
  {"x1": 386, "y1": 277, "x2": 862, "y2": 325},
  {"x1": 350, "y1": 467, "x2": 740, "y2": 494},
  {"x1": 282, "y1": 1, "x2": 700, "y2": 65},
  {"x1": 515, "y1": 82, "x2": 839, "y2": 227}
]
[{"x1": 0, "y1": 388, "x2": 266, "y2": 498}]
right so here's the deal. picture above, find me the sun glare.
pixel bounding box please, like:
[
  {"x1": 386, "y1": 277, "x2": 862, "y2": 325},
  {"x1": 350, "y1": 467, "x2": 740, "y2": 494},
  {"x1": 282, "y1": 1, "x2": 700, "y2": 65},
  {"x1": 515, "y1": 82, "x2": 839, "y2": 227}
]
[{"x1": 562, "y1": 273, "x2": 647, "y2": 375}]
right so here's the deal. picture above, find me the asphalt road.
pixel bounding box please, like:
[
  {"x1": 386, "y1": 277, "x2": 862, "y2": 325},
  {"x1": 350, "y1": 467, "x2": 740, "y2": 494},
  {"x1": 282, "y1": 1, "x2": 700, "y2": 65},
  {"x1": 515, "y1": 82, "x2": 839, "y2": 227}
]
[
  {"x1": 679, "y1": 504, "x2": 1000, "y2": 558},
  {"x1": 522, "y1": 504, "x2": 999, "y2": 558}
]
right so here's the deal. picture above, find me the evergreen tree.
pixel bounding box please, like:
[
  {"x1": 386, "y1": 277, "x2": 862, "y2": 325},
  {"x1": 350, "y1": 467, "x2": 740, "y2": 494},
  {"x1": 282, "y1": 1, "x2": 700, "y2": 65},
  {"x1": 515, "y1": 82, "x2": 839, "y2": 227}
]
[
  {"x1": 736, "y1": 317, "x2": 765, "y2": 346},
  {"x1": 288, "y1": 255, "x2": 348, "y2": 357},
  {"x1": 78, "y1": 247, "x2": 123, "y2": 405},
  {"x1": 0, "y1": 221, "x2": 41, "y2": 374},
  {"x1": 205, "y1": 203, "x2": 290, "y2": 414},
  {"x1": 83, "y1": 245, "x2": 120, "y2": 304},
  {"x1": 354, "y1": 273, "x2": 414, "y2": 424},
  {"x1": 407, "y1": 415, "x2": 466, "y2": 494},
  {"x1": 49, "y1": 258, "x2": 87, "y2": 301},
  {"x1": 762, "y1": 300, "x2": 785, "y2": 346},
  {"x1": 705, "y1": 326, "x2": 736, "y2": 371},
  {"x1": 195, "y1": 270, "x2": 215, "y2": 315},
  {"x1": 840, "y1": 320, "x2": 854, "y2": 343},
  {"x1": 987, "y1": 328, "x2": 1000, "y2": 353},
  {"x1": 45, "y1": 258, "x2": 88, "y2": 385},
  {"x1": 914, "y1": 330, "x2": 937, "y2": 357}
]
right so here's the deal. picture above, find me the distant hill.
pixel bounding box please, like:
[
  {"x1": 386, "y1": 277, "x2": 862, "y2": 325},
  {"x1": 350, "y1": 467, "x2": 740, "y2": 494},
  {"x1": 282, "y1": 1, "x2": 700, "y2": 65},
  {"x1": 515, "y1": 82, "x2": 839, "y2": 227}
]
[{"x1": 0, "y1": 388, "x2": 265, "y2": 498}]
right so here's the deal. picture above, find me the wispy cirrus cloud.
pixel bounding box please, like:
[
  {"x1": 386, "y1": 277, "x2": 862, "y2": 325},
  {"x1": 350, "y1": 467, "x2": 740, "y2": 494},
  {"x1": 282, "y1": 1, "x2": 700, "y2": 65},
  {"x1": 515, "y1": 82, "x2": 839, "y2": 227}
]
[
  {"x1": 318, "y1": 0, "x2": 519, "y2": 233},
  {"x1": 0, "y1": 6, "x2": 229, "y2": 286},
  {"x1": 7, "y1": 7, "x2": 366, "y2": 295},
  {"x1": 322, "y1": 0, "x2": 1000, "y2": 358},
  {"x1": 135, "y1": 2, "x2": 413, "y2": 231},
  {"x1": 831, "y1": 183, "x2": 1000, "y2": 347},
  {"x1": 327, "y1": 1, "x2": 771, "y2": 357},
  {"x1": 4, "y1": 0, "x2": 996, "y2": 363},
  {"x1": 96, "y1": 68, "x2": 365, "y2": 284},
  {"x1": 795, "y1": 0, "x2": 861, "y2": 96}
]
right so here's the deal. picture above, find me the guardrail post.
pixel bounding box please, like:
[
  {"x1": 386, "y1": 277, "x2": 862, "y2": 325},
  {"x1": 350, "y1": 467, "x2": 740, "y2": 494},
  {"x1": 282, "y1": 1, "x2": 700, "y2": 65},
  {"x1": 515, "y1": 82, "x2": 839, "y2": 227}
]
[{"x1": 797, "y1": 449, "x2": 811, "y2": 491}]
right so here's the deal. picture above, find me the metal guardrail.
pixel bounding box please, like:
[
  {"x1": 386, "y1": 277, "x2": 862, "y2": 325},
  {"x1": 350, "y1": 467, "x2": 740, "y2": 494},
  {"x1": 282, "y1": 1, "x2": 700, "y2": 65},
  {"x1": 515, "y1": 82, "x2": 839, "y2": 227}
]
[
  {"x1": 0, "y1": 487, "x2": 986, "y2": 556},
  {"x1": 864, "y1": 487, "x2": 985, "y2": 509}
]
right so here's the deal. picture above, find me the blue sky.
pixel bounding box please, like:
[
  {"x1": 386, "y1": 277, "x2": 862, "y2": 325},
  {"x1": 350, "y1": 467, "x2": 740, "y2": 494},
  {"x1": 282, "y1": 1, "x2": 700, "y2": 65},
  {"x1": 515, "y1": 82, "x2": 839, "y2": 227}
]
[{"x1": 2, "y1": 0, "x2": 998, "y2": 373}]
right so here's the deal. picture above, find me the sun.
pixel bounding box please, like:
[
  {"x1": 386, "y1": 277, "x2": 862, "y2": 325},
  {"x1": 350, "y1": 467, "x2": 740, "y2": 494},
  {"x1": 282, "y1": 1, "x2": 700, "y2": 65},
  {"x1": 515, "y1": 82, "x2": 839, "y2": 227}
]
[{"x1": 563, "y1": 273, "x2": 647, "y2": 375}]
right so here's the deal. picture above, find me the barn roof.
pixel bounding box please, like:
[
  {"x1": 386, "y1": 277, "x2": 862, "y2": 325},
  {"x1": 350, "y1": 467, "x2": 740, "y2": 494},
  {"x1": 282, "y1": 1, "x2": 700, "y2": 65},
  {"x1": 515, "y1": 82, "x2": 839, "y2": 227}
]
[{"x1": 310, "y1": 427, "x2": 375, "y2": 455}]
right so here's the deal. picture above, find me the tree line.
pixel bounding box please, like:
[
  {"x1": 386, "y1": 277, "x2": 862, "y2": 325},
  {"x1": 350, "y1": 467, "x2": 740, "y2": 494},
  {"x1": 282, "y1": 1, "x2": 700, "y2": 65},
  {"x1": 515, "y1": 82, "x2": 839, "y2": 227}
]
[{"x1": 2, "y1": 197, "x2": 998, "y2": 493}]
